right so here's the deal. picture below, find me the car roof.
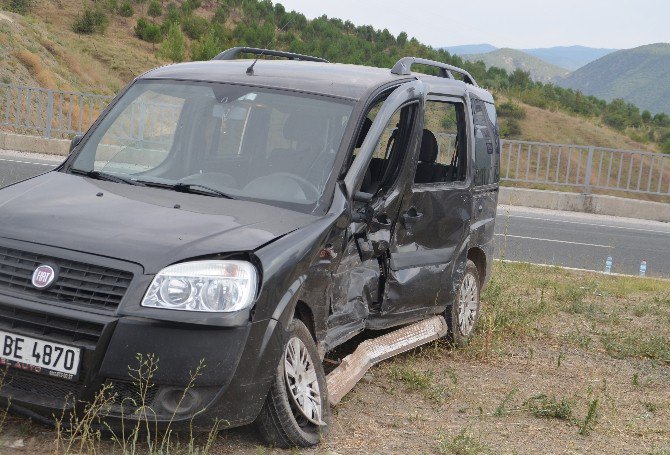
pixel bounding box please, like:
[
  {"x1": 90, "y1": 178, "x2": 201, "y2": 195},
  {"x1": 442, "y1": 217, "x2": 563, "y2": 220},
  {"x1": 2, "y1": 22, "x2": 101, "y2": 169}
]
[{"x1": 140, "y1": 59, "x2": 495, "y2": 103}]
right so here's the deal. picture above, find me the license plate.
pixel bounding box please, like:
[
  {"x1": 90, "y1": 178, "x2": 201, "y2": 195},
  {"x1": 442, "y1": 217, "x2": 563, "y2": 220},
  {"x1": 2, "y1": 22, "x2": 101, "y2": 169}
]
[{"x1": 0, "y1": 330, "x2": 81, "y2": 381}]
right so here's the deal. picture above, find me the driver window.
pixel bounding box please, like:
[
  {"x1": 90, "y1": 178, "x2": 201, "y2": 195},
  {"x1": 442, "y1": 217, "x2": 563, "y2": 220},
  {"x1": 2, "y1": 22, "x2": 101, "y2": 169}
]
[{"x1": 360, "y1": 103, "x2": 418, "y2": 194}]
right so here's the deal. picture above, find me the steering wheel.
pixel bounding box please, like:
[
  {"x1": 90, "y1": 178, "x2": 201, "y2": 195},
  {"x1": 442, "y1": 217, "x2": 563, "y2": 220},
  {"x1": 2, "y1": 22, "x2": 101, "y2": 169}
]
[{"x1": 270, "y1": 172, "x2": 321, "y2": 201}]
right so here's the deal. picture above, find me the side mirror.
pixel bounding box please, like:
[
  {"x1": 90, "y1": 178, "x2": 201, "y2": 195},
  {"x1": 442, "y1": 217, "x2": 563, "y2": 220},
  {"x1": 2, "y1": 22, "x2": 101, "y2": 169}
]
[{"x1": 70, "y1": 134, "x2": 84, "y2": 153}]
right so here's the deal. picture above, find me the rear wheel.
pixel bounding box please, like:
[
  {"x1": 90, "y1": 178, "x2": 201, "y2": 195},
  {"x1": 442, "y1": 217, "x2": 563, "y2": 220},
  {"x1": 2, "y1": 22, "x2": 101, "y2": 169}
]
[
  {"x1": 256, "y1": 319, "x2": 329, "y2": 448},
  {"x1": 447, "y1": 259, "x2": 481, "y2": 348}
]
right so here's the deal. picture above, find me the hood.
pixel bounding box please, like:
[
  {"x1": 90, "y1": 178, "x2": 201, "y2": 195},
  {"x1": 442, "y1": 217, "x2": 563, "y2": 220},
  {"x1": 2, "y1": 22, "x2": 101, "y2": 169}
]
[{"x1": 0, "y1": 172, "x2": 319, "y2": 273}]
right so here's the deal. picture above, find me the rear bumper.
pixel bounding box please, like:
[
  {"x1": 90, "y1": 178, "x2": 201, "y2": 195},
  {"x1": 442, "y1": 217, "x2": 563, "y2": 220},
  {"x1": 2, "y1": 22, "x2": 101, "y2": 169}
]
[{"x1": 0, "y1": 297, "x2": 284, "y2": 430}]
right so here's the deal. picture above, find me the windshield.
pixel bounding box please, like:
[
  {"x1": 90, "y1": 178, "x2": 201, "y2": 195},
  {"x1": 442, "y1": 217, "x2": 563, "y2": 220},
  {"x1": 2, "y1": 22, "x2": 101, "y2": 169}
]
[{"x1": 70, "y1": 80, "x2": 354, "y2": 212}]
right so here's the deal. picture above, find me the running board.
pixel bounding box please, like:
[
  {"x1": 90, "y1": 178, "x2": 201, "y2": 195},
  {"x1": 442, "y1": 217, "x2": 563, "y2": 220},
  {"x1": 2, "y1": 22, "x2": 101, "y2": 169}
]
[{"x1": 326, "y1": 315, "x2": 449, "y2": 406}]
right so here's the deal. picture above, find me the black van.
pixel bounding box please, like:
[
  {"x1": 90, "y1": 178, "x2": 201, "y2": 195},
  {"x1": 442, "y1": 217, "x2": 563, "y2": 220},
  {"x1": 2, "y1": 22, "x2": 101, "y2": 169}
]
[{"x1": 0, "y1": 48, "x2": 499, "y2": 447}]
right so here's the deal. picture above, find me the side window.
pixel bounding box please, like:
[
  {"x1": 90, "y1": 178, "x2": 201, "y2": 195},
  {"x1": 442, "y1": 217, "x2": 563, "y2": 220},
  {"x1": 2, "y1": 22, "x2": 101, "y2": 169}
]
[
  {"x1": 472, "y1": 97, "x2": 500, "y2": 186},
  {"x1": 360, "y1": 102, "x2": 418, "y2": 194},
  {"x1": 415, "y1": 100, "x2": 467, "y2": 184}
]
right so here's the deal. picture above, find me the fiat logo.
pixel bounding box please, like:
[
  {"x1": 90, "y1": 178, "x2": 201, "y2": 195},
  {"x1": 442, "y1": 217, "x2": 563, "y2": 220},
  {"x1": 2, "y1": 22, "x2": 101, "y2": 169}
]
[{"x1": 32, "y1": 265, "x2": 57, "y2": 289}]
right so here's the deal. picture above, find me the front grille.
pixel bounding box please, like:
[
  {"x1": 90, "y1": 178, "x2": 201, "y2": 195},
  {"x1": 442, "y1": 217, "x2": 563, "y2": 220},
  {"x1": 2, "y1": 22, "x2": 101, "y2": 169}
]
[
  {"x1": 0, "y1": 303, "x2": 104, "y2": 349},
  {"x1": 0, "y1": 246, "x2": 133, "y2": 312},
  {"x1": 106, "y1": 379, "x2": 159, "y2": 412},
  {"x1": 0, "y1": 368, "x2": 83, "y2": 404}
]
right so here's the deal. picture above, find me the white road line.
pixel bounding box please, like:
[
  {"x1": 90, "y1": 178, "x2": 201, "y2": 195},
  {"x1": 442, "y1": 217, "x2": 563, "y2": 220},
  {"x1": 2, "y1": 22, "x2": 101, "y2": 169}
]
[
  {"x1": 0, "y1": 158, "x2": 58, "y2": 167},
  {"x1": 494, "y1": 233, "x2": 610, "y2": 248},
  {"x1": 499, "y1": 213, "x2": 670, "y2": 235},
  {"x1": 494, "y1": 258, "x2": 670, "y2": 281}
]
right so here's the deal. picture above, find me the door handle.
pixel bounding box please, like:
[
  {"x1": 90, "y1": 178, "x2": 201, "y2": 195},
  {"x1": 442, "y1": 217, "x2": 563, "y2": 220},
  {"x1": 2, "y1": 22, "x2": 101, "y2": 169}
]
[{"x1": 401, "y1": 207, "x2": 423, "y2": 226}]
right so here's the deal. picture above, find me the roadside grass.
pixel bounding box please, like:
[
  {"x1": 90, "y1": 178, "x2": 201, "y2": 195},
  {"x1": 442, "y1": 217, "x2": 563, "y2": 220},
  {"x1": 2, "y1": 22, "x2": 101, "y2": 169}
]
[
  {"x1": 378, "y1": 262, "x2": 670, "y2": 453},
  {"x1": 459, "y1": 261, "x2": 670, "y2": 364}
]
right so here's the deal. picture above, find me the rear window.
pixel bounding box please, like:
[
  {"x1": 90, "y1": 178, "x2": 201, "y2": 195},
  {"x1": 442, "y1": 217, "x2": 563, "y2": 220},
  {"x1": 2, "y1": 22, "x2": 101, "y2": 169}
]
[{"x1": 471, "y1": 97, "x2": 500, "y2": 187}]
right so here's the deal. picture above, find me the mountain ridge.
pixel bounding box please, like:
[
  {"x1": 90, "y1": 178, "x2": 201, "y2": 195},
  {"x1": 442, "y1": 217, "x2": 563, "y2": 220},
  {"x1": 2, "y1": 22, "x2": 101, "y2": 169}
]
[
  {"x1": 460, "y1": 48, "x2": 569, "y2": 82},
  {"x1": 556, "y1": 43, "x2": 670, "y2": 114}
]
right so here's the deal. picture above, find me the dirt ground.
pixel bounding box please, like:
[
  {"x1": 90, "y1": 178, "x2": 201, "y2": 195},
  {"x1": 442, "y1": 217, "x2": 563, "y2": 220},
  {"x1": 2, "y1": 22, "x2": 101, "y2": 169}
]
[{"x1": 0, "y1": 262, "x2": 668, "y2": 454}]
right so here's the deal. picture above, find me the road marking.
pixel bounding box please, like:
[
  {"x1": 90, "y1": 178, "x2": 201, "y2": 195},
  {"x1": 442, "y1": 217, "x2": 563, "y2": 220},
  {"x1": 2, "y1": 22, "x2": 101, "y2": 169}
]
[
  {"x1": 494, "y1": 258, "x2": 670, "y2": 281},
  {"x1": 0, "y1": 158, "x2": 58, "y2": 167},
  {"x1": 499, "y1": 213, "x2": 670, "y2": 235},
  {"x1": 494, "y1": 233, "x2": 610, "y2": 248}
]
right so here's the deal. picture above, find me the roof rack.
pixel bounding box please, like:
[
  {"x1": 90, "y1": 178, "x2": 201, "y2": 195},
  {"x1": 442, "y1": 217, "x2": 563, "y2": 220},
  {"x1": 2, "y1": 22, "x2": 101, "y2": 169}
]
[
  {"x1": 212, "y1": 47, "x2": 329, "y2": 63},
  {"x1": 391, "y1": 57, "x2": 478, "y2": 87}
]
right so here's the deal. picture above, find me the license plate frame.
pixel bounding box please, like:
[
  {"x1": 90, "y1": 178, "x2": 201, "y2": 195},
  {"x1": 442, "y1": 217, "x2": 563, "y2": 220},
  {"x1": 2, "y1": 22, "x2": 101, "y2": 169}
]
[{"x1": 0, "y1": 330, "x2": 82, "y2": 381}]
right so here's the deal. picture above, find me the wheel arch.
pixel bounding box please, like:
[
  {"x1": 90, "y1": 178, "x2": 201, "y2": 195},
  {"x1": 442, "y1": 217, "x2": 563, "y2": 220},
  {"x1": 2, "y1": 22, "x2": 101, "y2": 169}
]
[{"x1": 467, "y1": 246, "x2": 487, "y2": 284}]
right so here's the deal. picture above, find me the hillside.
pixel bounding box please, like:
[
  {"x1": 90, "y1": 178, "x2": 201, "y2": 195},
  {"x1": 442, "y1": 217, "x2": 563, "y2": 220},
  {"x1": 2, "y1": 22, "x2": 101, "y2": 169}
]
[
  {"x1": 521, "y1": 45, "x2": 617, "y2": 71},
  {"x1": 461, "y1": 48, "x2": 569, "y2": 82},
  {"x1": 442, "y1": 43, "x2": 497, "y2": 55},
  {"x1": 0, "y1": 1, "x2": 666, "y2": 153},
  {"x1": 557, "y1": 43, "x2": 670, "y2": 114}
]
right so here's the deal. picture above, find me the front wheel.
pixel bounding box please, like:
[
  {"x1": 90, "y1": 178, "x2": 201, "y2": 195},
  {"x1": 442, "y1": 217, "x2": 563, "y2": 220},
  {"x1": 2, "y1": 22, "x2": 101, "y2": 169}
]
[
  {"x1": 256, "y1": 319, "x2": 329, "y2": 448},
  {"x1": 447, "y1": 259, "x2": 481, "y2": 348}
]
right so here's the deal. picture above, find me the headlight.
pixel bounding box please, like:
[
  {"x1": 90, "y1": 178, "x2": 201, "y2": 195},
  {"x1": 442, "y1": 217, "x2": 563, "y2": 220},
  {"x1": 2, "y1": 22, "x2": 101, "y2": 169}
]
[{"x1": 141, "y1": 260, "x2": 258, "y2": 313}]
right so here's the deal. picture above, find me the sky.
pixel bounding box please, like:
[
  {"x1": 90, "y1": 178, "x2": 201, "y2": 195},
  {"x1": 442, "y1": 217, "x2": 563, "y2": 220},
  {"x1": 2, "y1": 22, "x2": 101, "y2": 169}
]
[{"x1": 276, "y1": 0, "x2": 669, "y2": 50}]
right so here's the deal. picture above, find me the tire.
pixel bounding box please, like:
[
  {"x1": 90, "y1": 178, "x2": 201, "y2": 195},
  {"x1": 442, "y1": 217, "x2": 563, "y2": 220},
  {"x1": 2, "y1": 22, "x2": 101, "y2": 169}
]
[
  {"x1": 446, "y1": 259, "x2": 481, "y2": 348},
  {"x1": 256, "y1": 319, "x2": 330, "y2": 448}
]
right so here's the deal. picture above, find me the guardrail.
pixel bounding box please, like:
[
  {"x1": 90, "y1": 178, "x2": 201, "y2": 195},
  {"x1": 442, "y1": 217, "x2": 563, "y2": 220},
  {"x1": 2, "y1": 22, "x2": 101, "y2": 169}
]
[
  {"x1": 500, "y1": 140, "x2": 670, "y2": 198},
  {"x1": 0, "y1": 83, "x2": 113, "y2": 139},
  {"x1": 0, "y1": 84, "x2": 668, "y2": 199}
]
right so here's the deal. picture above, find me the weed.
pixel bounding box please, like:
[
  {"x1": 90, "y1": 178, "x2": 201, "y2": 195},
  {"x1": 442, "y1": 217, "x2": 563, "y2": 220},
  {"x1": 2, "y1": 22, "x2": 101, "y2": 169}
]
[
  {"x1": 601, "y1": 333, "x2": 670, "y2": 364},
  {"x1": 526, "y1": 394, "x2": 572, "y2": 420},
  {"x1": 562, "y1": 331, "x2": 593, "y2": 350},
  {"x1": 643, "y1": 401, "x2": 658, "y2": 413},
  {"x1": 388, "y1": 364, "x2": 448, "y2": 403},
  {"x1": 579, "y1": 398, "x2": 599, "y2": 436},
  {"x1": 493, "y1": 388, "x2": 518, "y2": 417},
  {"x1": 632, "y1": 373, "x2": 639, "y2": 386},
  {"x1": 438, "y1": 429, "x2": 491, "y2": 455}
]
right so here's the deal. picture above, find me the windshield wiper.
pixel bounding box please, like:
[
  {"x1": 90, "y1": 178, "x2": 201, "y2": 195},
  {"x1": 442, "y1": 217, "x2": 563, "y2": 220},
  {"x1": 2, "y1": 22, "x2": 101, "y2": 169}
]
[
  {"x1": 170, "y1": 183, "x2": 235, "y2": 199},
  {"x1": 71, "y1": 169, "x2": 145, "y2": 186}
]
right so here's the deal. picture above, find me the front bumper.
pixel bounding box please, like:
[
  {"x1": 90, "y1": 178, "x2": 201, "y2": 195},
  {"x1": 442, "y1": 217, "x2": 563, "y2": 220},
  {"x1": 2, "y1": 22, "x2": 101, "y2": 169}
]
[{"x1": 0, "y1": 295, "x2": 284, "y2": 430}]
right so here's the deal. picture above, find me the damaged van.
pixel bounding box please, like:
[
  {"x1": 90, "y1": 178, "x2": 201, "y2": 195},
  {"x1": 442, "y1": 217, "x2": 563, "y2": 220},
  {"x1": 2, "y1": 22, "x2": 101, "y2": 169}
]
[{"x1": 0, "y1": 48, "x2": 499, "y2": 447}]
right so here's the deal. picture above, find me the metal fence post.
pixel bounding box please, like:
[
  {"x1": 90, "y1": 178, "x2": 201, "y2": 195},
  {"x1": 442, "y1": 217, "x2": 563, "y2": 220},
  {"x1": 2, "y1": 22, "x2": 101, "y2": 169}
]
[
  {"x1": 583, "y1": 146, "x2": 594, "y2": 194},
  {"x1": 44, "y1": 89, "x2": 54, "y2": 139}
]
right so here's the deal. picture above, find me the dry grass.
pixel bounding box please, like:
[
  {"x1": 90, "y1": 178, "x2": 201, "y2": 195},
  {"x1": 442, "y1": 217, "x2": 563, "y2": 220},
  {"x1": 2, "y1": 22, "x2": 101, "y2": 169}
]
[
  {"x1": 509, "y1": 97, "x2": 658, "y2": 152},
  {"x1": 14, "y1": 49, "x2": 57, "y2": 89}
]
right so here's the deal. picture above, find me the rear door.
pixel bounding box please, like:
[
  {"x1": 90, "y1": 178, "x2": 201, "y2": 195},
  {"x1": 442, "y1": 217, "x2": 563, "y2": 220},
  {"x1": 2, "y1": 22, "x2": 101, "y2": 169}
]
[{"x1": 383, "y1": 93, "x2": 473, "y2": 317}]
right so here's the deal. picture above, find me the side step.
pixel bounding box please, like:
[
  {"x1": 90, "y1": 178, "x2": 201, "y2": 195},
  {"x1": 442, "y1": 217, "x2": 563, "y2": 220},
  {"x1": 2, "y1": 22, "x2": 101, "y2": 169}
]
[{"x1": 326, "y1": 315, "x2": 449, "y2": 406}]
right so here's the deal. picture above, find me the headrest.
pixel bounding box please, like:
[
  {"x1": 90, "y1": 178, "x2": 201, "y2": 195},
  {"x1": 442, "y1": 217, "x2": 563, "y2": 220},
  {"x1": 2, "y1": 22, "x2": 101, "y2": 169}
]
[
  {"x1": 419, "y1": 129, "x2": 438, "y2": 163},
  {"x1": 356, "y1": 117, "x2": 373, "y2": 148}
]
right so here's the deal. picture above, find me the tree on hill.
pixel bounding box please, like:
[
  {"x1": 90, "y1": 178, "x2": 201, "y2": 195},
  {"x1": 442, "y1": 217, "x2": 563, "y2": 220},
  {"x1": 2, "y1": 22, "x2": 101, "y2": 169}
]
[
  {"x1": 147, "y1": 0, "x2": 162, "y2": 18},
  {"x1": 161, "y1": 23, "x2": 187, "y2": 62}
]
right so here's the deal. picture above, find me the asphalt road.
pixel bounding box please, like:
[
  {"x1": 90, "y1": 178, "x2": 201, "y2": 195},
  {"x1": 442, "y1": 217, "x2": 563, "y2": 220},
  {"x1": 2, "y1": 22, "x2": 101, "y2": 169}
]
[
  {"x1": 2, "y1": 150, "x2": 669, "y2": 278},
  {"x1": 495, "y1": 205, "x2": 670, "y2": 278}
]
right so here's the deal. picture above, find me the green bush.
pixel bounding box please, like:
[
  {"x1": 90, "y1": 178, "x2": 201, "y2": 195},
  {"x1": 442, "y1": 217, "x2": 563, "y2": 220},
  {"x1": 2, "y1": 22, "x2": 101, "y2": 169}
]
[
  {"x1": 180, "y1": 0, "x2": 201, "y2": 14},
  {"x1": 191, "y1": 32, "x2": 221, "y2": 61},
  {"x1": 499, "y1": 118, "x2": 522, "y2": 138},
  {"x1": 72, "y1": 7, "x2": 108, "y2": 34},
  {"x1": 135, "y1": 17, "x2": 162, "y2": 47},
  {"x1": 147, "y1": 0, "x2": 162, "y2": 17},
  {"x1": 161, "y1": 23, "x2": 186, "y2": 62},
  {"x1": 6, "y1": 0, "x2": 34, "y2": 14},
  {"x1": 497, "y1": 101, "x2": 526, "y2": 120},
  {"x1": 181, "y1": 14, "x2": 208, "y2": 40},
  {"x1": 213, "y1": 4, "x2": 228, "y2": 23},
  {"x1": 118, "y1": 0, "x2": 134, "y2": 17}
]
